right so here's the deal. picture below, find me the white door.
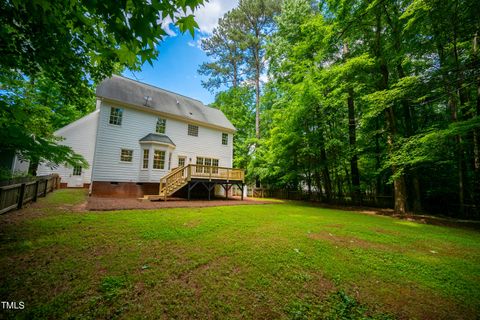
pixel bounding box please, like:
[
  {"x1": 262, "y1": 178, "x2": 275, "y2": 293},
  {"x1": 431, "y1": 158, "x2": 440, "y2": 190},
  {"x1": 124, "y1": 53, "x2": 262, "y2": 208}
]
[{"x1": 67, "y1": 166, "x2": 84, "y2": 187}]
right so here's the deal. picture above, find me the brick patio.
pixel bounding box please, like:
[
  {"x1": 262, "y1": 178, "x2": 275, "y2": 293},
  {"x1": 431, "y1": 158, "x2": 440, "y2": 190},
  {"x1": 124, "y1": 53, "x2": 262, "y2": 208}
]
[{"x1": 86, "y1": 196, "x2": 278, "y2": 211}]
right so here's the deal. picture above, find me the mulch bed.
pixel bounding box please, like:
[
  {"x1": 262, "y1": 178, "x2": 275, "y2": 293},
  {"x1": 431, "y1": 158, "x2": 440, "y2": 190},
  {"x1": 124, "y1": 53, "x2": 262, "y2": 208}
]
[{"x1": 86, "y1": 196, "x2": 278, "y2": 211}]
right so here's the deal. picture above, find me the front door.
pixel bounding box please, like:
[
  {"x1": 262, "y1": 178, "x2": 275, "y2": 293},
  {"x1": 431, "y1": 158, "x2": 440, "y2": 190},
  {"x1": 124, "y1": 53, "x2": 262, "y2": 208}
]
[{"x1": 67, "y1": 166, "x2": 84, "y2": 187}]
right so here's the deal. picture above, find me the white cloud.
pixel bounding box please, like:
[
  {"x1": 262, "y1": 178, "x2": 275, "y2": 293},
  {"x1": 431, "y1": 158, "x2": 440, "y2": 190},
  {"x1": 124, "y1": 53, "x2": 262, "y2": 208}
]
[
  {"x1": 160, "y1": 1, "x2": 237, "y2": 40},
  {"x1": 192, "y1": 0, "x2": 238, "y2": 34},
  {"x1": 160, "y1": 16, "x2": 177, "y2": 37}
]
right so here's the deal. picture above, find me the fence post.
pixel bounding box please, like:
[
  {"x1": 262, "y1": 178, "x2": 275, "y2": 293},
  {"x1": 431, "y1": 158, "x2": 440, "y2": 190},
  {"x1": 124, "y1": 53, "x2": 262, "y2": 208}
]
[
  {"x1": 33, "y1": 180, "x2": 39, "y2": 202},
  {"x1": 17, "y1": 183, "x2": 26, "y2": 209},
  {"x1": 43, "y1": 179, "x2": 48, "y2": 197}
]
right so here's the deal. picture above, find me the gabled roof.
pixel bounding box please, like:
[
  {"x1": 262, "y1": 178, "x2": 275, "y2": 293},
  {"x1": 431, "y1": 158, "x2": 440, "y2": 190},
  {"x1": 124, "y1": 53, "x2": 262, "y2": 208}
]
[
  {"x1": 96, "y1": 75, "x2": 235, "y2": 132},
  {"x1": 139, "y1": 133, "x2": 175, "y2": 146}
]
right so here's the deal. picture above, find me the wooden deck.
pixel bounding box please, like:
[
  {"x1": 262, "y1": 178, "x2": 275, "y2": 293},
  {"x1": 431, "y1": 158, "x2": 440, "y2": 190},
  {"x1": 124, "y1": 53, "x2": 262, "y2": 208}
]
[{"x1": 144, "y1": 164, "x2": 245, "y2": 201}]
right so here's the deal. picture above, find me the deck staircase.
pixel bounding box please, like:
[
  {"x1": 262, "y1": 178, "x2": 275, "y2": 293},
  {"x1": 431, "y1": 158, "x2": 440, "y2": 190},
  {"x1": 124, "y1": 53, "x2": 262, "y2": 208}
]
[{"x1": 143, "y1": 166, "x2": 187, "y2": 201}]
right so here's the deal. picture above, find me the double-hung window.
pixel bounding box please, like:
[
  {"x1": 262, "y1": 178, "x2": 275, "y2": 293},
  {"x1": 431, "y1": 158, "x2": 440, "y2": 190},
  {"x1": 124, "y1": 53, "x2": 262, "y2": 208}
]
[
  {"x1": 109, "y1": 107, "x2": 123, "y2": 125},
  {"x1": 178, "y1": 156, "x2": 186, "y2": 167},
  {"x1": 196, "y1": 157, "x2": 219, "y2": 174},
  {"x1": 156, "y1": 117, "x2": 166, "y2": 134},
  {"x1": 120, "y1": 149, "x2": 133, "y2": 162},
  {"x1": 153, "y1": 150, "x2": 166, "y2": 169},
  {"x1": 222, "y1": 133, "x2": 228, "y2": 145},
  {"x1": 142, "y1": 149, "x2": 149, "y2": 169},
  {"x1": 73, "y1": 166, "x2": 82, "y2": 176}
]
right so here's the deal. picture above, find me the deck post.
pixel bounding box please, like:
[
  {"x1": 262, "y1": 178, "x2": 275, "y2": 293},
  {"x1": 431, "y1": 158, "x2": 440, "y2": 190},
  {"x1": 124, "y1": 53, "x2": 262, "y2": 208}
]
[
  {"x1": 241, "y1": 183, "x2": 244, "y2": 200},
  {"x1": 187, "y1": 181, "x2": 191, "y2": 200}
]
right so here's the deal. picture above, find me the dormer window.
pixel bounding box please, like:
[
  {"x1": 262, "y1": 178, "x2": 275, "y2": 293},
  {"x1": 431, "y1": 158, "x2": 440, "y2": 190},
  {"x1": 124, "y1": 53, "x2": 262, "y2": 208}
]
[
  {"x1": 156, "y1": 117, "x2": 166, "y2": 134},
  {"x1": 109, "y1": 107, "x2": 123, "y2": 125}
]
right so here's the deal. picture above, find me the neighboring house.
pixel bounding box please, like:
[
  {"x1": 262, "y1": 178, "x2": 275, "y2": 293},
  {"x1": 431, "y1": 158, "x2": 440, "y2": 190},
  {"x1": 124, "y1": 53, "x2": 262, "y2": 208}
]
[
  {"x1": 38, "y1": 75, "x2": 236, "y2": 197},
  {"x1": 0, "y1": 151, "x2": 29, "y2": 177}
]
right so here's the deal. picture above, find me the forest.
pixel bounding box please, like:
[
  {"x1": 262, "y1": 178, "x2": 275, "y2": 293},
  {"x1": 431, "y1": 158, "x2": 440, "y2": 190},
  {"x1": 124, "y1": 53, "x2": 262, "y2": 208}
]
[
  {"x1": 200, "y1": 0, "x2": 480, "y2": 217},
  {"x1": 1, "y1": 0, "x2": 479, "y2": 217}
]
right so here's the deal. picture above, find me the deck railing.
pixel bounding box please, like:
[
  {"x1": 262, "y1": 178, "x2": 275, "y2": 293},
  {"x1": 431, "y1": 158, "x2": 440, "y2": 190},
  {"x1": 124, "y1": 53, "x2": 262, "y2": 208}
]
[{"x1": 186, "y1": 164, "x2": 244, "y2": 182}]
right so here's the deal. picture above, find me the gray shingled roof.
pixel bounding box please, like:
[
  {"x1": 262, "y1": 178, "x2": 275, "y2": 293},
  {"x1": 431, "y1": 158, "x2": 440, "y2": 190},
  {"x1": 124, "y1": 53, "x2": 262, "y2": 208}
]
[
  {"x1": 96, "y1": 75, "x2": 235, "y2": 132},
  {"x1": 139, "y1": 133, "x2": 175, "y2": 146}
]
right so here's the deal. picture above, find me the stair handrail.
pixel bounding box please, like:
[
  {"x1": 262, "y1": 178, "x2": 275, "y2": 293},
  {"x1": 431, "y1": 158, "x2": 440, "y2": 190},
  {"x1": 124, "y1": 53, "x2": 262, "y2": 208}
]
[{"x1": 159, "y1": 165, "x2": 187, "y2": 196}]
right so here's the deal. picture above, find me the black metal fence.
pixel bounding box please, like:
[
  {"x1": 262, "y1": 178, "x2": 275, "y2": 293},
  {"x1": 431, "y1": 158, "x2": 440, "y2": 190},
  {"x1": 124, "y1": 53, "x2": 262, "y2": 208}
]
[
  {"x1": 250, "y1": 188, "x2": 394, "y2": 208},
  {"x1": 0, "y1": 174, "x2": 60, "y2": 214}
]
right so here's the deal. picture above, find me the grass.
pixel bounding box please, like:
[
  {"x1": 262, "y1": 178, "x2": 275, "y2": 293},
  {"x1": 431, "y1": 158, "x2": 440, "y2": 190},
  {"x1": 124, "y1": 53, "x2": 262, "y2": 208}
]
[{"x1": 0, "y1": 189, "x2": 479, "y2": 319}]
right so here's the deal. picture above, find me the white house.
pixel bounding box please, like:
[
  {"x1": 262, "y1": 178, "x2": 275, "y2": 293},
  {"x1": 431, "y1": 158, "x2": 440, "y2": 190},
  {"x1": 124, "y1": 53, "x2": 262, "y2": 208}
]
[{"x1": 37, "y1": 75, "x2": 237, "y2": 198}]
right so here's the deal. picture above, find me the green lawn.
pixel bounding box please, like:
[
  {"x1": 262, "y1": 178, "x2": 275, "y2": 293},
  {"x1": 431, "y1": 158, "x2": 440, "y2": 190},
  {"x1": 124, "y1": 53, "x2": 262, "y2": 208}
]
[{"x1": 1, "y1": 189, "x2": 479, "y2": 319}]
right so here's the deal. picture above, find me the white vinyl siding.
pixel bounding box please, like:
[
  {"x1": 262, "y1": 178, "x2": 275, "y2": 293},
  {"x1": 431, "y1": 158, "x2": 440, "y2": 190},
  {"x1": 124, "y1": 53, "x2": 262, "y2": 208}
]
[
  {"x1": 92, "y1": 103, "x2": 233, "y2": 183},
  {"x1": 37, "y1": 109, "x2": 100, "y2": 185}
]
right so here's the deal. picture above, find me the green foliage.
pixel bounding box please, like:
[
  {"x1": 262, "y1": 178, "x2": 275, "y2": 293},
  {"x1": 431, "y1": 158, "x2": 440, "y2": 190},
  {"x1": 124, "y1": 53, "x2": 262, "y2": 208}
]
[
  {"x1": 0, "y1": 0, "x2": 205, "y2": 86},
  {"x1": 0, "y1": 0, "x2": 205, "y2": 170},
  {"x1": 200, "y1": 0, "x2": 480, "y2": 215},
  {"x1": 212, "y1": 87, "x2": 256, "y2": 172},
  {"x1": 0, "y1": 69, "x2": 91, "y2": 168}
]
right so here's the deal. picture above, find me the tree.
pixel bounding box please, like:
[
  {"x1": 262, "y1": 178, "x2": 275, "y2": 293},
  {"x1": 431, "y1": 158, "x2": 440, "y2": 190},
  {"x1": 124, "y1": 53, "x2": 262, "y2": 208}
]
[
  {"x1": 199, "y1": 12, "x2": 246, "y2": 91},
  {"x1": 0, "y1": 0, "x2": 205, "y2": 174},
  {"x1": 232, "y1": 0, "x2": 280, "y2": 138},
  {"x1": 211, "y1": 87, "x2": 256, "y2": 170},
  {"x1": 200, "y1": 0, "x2": 480, "y2": 216}
]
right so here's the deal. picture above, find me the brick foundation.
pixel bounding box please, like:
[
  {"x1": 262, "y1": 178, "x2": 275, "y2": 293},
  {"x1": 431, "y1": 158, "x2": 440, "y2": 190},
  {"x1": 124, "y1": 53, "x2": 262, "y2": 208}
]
[
  {"x1": 59, "y1": 182, "x2": 90, "y2": 189},
  {"x1": 91, "y1": 181, "x2": 160, "y2": 198},
  {"x1": 90, "y1": 181, "x2": 227, "y2": 198}
]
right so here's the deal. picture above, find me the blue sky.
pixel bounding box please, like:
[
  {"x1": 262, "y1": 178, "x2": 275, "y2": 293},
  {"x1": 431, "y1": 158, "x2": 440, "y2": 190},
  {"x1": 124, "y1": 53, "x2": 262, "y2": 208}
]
[{"x1": 123, "y1": 0, "x2": 238, "y2": 105}]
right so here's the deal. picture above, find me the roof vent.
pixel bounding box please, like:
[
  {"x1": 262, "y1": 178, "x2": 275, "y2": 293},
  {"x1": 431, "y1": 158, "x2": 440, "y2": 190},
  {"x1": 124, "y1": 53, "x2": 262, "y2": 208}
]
[{"x1": 144, "y1": 96, "x2": 152, "y2": 107}]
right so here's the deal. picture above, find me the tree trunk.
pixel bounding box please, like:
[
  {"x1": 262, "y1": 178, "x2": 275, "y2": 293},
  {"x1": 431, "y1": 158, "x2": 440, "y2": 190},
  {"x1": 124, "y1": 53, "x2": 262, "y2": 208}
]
[
  {"x1": 319, "y1": 131, "x2": 332, "y2": 202},
  {"x1": 374, "y1": 9, "x2": 407, "y2": 214},
  {"x1": 347, "y1": 87, "x2": 361, "y2": 204},
  {"x1": 254, "y1": 39, "x2": 261, "y2": 139},
  {"x1": 255, "y1": 71, "x2": 260, "y2": 138},
  {"x1": 233, "y1": 60, "x2": 238, "y2": 88},
  {"x1": 473, "y1": 33, "x2": 480, "y2": 207}
]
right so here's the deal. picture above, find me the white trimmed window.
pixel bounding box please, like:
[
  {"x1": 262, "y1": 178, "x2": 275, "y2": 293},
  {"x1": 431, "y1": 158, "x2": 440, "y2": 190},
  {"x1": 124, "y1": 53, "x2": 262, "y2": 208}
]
[
  {"x1": 153, "y1": 150, "x2": 165, "y2": 169},
  {"x1": 156, "y1": 117, "x2": 166, "y2": 134},
  {"x1": 196, "y1": 157, "x2": 219, "y2": 173},
  {"x1": 73, "y1": 166, "x2": 82, "y2": 176},
  {"x1": 109, "y1": 107, "x2": 123, "y2": 125},
  {"x1": 188, "y1": 124, "x2": 199, "y2": 137},
  {"x1": 178, "y1": 156, "x2": 186, "y2": 167},
  {"x1": 142, "y1": 149, "x2": 149, "y2": 169},
  {"x1": 222, "y1": 133, "x2": 228, "y2": 145},
  {"x1": 120, "y1": 149, "x2": 133, "y2": 162}
]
